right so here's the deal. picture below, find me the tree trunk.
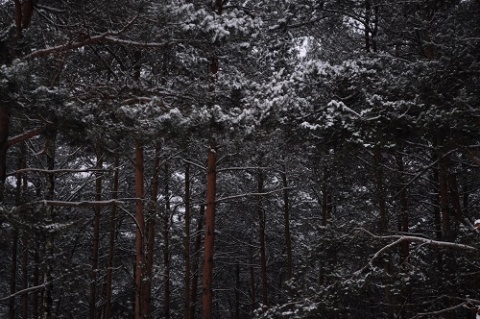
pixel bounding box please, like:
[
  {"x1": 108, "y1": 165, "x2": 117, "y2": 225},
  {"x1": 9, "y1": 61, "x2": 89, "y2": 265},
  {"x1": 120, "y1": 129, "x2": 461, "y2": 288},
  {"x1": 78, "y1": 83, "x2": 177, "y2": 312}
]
[
  {"x1": 184, "y1": 163, "x2": 191, "y2": 319},
  {"x1": 234, "y1": 261, "x2": 240, "y2": 319},
  {"x1": 257, "y1": 169, "x2": 269, "y2": 307},
  {"x1": 189, "y1": 204, "x2": 205, "y2": 319},
  {"x1": 281, "y1": 170, "x2": 293, "y2": 284},
  {"x1": 0, "y1": 105, "x2": 10, "y2": 201},
  {"x1": 437, "y1": 153, "x2": 450, "y2": 238},
  {"x1": 163, "y1": 163, "x2": 171, "y2": 319},
  {"x1": 248, "y1": 246, "x2": 256, "y2": 312},
  {"x1": 201, "y1": 146, "x2": 217, "y2": 319},
  {"x1": 144, "y1": 145, "x2": 160, "y2": 319},
  {"x1": 42, "y1": 129, "x2": 57, "y2": 319},
  {"x1": 373, "y1": 144, "x2": 388, "y2": 232},
  {"x1": 395, "y1": 151, "x2": 409, "y2": 262},
  {"x1": 90, "y1": 144, "x2": 104, "y2": 319},
  {"x1": 33, "y1": 244, "x2": 40, "y2": 319},
  {"x1": 103, "y1": 153, "x2": 120, "y2": 319},
  {"x1": 9, "y1": 228, "x2": 18, "y2": 319},
  {"x1": 134, "y1": 141, "x2": 146, "y2": 319}
]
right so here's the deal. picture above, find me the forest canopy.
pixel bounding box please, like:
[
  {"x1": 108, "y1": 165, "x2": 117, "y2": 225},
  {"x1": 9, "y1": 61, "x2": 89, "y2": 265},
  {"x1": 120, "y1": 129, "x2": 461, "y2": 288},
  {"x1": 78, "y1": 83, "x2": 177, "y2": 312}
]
[{"x1": 1, "y1": 0, "x2": 480, "y2": 318}]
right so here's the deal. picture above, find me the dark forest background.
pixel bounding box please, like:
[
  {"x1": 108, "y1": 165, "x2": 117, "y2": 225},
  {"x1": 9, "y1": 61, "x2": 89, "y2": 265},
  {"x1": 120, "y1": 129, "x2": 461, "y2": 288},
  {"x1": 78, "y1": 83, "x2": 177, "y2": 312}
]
[{"x1": 1, "y1": 0, "x2": 480, "y2": 318}]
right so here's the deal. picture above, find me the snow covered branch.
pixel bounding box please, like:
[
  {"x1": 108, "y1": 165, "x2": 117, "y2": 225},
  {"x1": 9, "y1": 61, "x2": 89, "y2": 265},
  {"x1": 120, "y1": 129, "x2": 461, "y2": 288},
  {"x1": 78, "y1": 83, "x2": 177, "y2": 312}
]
[
  {"x1": 6, "y1": 127, "x2": 45, "y2": 148},
  {"x1": 216, "y1": 187, "x2": 294, "y2": 203},
  {"x1": 354, "y1": 227, "x2": 478, "y2": 275},
  {"x1": 356, "y1": 227, "x2": 478, "y2": 252}
]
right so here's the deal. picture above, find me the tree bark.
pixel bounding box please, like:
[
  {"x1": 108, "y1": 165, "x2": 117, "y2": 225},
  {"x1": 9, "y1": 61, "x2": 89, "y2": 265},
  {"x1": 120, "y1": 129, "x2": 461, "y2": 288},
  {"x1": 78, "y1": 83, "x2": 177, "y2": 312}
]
[
  {"x1": 134, "y1": 141, "x2": 146, "y2": 319},
  {"x1": 201, "y1": 146, "x2": 217, "y2": 319},
  {"x1": 0, "y1": 105, "x2": 10, "y2": 201},
  {"x1": 281, "y1": 170, "x2": 293, "y2": 283},
  {"x1": 248, "y1": 246, "x2": 256, "y2": 312},
  {"x1": 163, "y1": 163, "x2": 171, "y2": 319},
  {"x1": 189, "y1": 204, "x2": 205, "y2": 319},
  {"x1": 42, "y1": 129, "x2": 57, "y2": 319},
  {"x1": 144, "y1": 145, "x2": 160, "y2": 319},
  {"x1": 90, "y1": 144, "x2": 104, "y2": 319},
  {"x1": 395, "y1": 151, "x2": 409, "y2": 262},
  {"x1": 103, "y1": 153, "x2": 120, "y2": 319},
  {"x1": 373, "y1": 144, "x2": 388, "y2": 232},
  {"x1": 257, "y1": 169, "x2": 269, "y2": 307},
  {"x1": 184, "y1": 163, "x2": 191, "y2": 319}
]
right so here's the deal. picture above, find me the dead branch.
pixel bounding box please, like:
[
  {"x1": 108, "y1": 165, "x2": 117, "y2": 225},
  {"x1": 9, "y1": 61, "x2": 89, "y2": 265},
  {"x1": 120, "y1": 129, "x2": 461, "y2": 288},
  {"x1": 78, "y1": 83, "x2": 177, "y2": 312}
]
[
  {"x1": 41, "y1": 199, "x2": 125, "y2": 207},
  {"x1": 217, "y1": 187, "x2": 294, "y2": 203},
  {"x1": 356, "y1": 227, "x2": 477, "y2": 252},
  {"x1": 6, "y1": 127, "x2": 45, "y2": 148}
]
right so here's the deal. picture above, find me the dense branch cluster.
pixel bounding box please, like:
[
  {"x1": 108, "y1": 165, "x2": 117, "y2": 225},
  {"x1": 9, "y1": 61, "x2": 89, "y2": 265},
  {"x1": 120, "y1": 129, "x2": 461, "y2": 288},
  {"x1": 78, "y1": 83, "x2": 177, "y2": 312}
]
[{"x1": 1, "y1": 0, "x2": 480, "y2": 319}]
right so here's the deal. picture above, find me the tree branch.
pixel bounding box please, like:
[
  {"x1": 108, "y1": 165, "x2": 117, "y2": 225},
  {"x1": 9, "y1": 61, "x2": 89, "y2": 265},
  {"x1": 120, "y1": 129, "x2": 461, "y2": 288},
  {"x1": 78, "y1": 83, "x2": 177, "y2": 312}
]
[
  {"x1": 217, "y1": 187, "x2": 293, "y2": 203},
  {"x1": 6, "y1": 127, "x2": 45, "y2": 148}
]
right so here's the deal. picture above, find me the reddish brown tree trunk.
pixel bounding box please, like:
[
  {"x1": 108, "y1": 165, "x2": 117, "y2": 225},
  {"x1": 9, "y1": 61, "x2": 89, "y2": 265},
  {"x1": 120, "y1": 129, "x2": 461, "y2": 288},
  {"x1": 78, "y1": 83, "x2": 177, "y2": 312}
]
[
  {"x1": 184, "y1": 163, "x2": 191, "y2": 319},
  {"x1": 163, "y1": 163, "x2": 171, "y2": 319},
  {"x1": 144, "y1": 145, "x2": 160, "y2": 319},
  {"x1": 90, "y1": 144, "x2": 104, "y2": 319},
  {"x1": 281, "y1": 171, "x2": 293, "y2": 283},
  {"x1": 0, "y1": 105, "x2": 10, "y2": 201},
  {"x1": 373, "y1": 144, "x2": 388, "y2": 232},
  {"x1": 33, "y1": 244, "x2": 40, "y2": 319},
  {"x1": 42, "y1": 129, "x2": 57, "y2": 319},
  {"x1": 189, "y1": 204, "x2": 205, "y2": 319},
  {"x1": 257, "y1": 170, "x2": 269, "y2": 307},
  {"x1": 104, "y1": 154, "x2": 120, "y2": 319},
  {"x1": 248, "y1": 246, "x2": 256, "y2": 312},
  {"x1": 201, "y1": 146, "x2": 217, "y2": 319},
  {"x1": 395, "y1": 152, "x2": 409, "y2": 262},
  {"x1": 134, "y1": 141, "x2": 146, "y2": 319},
  {"x1": 9, "y1": 229, "x2": 18, "y2": 319}
]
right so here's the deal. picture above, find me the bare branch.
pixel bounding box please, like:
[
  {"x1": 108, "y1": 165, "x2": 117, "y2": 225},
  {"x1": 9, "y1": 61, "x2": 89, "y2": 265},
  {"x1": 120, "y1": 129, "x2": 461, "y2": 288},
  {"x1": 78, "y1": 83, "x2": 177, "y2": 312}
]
[
  {"x1": 217, "y1": 187, "x2": 294, "y2": 203},
  {"x1": 0, "y1": 283, "x2": 46, "y2": 302},
  {"x1": 8, "y1": 167, "x2": 107, "y2": 175},
  {"x1": 356, "y1": 227, "x2": 478, "y2": 252},
  {"x1": 6, "y1": 127, "x2": 45, "y2": 148},
  {"x1": 42, "y1": 199, "x2": 125, "y2": 207}
]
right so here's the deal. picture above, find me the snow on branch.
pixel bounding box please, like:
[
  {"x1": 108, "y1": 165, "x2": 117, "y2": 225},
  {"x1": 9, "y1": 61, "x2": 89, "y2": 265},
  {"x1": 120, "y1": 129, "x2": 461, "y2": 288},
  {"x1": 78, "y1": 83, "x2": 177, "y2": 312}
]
[
  {"x1": 216, "y1": 187, "x2": 294, "y2": 203},
  {"x1": 356, "y1": 227, "x2": 478, "y2": 252},
  {"x1": 8, "y1": 167, "x2": 107, "y2": 175},
  {"x1": 24, "y1": 13, "x2": 206, "y2": 59},
  {"x1": 41, "y1": 199, "x2": 125, "y2": 207},
  {"x1": 354, "y1": 227, "x2": 477, "y2": 274},
  {"x1": 6, "y1": 127, "x2": 45, "y2": 148}
]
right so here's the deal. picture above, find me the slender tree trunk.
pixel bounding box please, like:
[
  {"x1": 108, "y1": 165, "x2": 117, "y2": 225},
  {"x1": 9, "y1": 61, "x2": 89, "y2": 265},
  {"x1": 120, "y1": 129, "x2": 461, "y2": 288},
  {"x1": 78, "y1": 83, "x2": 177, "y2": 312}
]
[
  {"x1": 103, "y1": 153, "x2": 119, "y2": 319},
  {"x1": 22, "y1": 227, "x2": 29, "y2": 319},
  {"x1": 33, "y1": 244, "x2": 40, "y2": 319},
  {"x1": 0, "y1": 105, "x2": 10, "y2": 201},
  {"x1": 257, "y1": 170, "x2": 269, "y2": 308},
  {"x1": 42, "y1": 129, "x2": 56, "y2": 319},
  {"x1": 281, "y1": 170, "x2": 293, "y2": 283},
  {"x1": 163, "y1": 163, "x2": 171, "y2": 319},
  {"x1": 448, "y1": 173, "x2": 462, "y2": 226},
  {"x1": 438, "y1": 153, "x2": 450, "y2": 238},
  {"x1": 395, "y1": 151, "x2": 411, "y2": 319},
  {"x1": 134, "y1": 141, "x2": 146, "y2": 319},
  {"x1": 373, "y1": 144, "x2": 388, "y2": 232},
  {"x1": 9, "y1": 228, "x2": 18, "y2": 319},
  {"x1": 89, "y1": 144, "x2": 104, "y2": 319},
  {"x1": 144, "y1": 145, "x2": 160, "y2": 319},
  {"x1": 189, "y1": 204, "x2": 205, "y2": 319},
  {"x1": 395, "y1": 151, "x2": 409, "y2": 262},
  {"x1": 18, "y1": 143, "x2": 29, "y2": 319},
  {"x1": 234, "y1": 261, "x2": 240, "y2": 319},
  {"x1": 248, "y1": 246, "x2": 256, "y2": 313},
  {"x1": 184, "y1": 163, "x2": 191, "y2": 319},
  {"x1": 201, "y1": 146, "x2": 217, "y2": 319}
]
